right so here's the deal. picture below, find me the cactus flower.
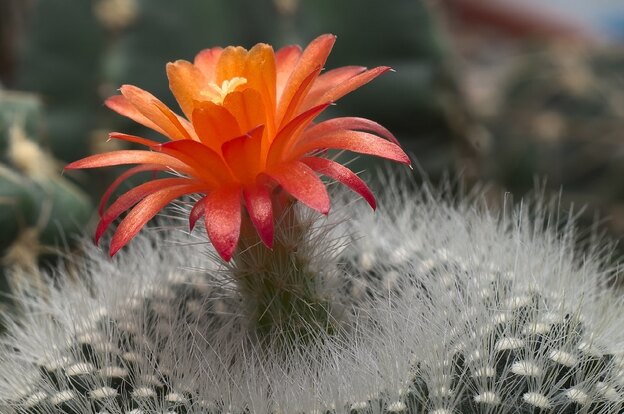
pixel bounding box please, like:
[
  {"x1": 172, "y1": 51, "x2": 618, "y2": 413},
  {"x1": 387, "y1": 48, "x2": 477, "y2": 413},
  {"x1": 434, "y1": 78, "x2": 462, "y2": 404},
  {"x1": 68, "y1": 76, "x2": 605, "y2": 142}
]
[{"x1": 65, "y1": 34, "x2": 409, "y2": 260}]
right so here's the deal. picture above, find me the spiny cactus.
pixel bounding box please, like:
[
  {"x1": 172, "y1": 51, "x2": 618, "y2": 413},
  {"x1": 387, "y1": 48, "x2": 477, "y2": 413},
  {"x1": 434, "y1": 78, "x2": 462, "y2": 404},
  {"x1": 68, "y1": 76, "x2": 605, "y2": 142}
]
[{"x1": 1, "y1": 177, "x2": 623, "y2": 414}]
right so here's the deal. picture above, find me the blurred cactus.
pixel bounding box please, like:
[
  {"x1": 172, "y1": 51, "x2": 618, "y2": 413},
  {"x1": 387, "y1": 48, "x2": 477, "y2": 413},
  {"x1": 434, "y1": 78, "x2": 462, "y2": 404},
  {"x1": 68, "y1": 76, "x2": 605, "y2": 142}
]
[
  {"x1": 0, "y1": 90, "x2": 93, "y2": 331},
  {"x1": 14, "y1": 0, "x2": 106, "y2": 163},
  {"x1": 469, "y1": 43, "x2": 624, "y2": 254}
]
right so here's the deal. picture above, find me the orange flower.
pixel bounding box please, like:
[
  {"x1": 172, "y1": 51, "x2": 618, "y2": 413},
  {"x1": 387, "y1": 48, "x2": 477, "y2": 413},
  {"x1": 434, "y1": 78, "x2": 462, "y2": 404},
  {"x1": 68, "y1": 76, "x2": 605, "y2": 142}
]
[{"x1": 66, "y1": 34, "x2": 410, "y2": 261}]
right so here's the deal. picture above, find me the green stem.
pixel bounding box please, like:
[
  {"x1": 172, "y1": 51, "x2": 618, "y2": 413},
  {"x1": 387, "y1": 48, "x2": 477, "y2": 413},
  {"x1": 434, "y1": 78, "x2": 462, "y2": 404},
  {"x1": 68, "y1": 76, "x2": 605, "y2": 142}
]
[{"x1": 232, "y1": 198, "x2": 338, "y2": 346}]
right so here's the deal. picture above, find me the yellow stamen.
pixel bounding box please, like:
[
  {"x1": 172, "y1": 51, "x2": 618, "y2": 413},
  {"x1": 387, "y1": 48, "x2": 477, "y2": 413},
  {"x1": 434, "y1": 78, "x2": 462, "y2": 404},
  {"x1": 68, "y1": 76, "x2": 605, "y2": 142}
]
[{"x1": 201, "y1": 77, "x2": 247, "y2": 105}]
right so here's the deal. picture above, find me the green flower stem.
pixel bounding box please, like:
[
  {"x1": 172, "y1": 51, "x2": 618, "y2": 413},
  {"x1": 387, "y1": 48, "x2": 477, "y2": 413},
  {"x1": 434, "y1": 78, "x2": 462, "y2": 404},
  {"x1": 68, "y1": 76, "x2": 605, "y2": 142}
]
[{"x1": 233, "y1": 197, "x2": 338, "y2": 345}]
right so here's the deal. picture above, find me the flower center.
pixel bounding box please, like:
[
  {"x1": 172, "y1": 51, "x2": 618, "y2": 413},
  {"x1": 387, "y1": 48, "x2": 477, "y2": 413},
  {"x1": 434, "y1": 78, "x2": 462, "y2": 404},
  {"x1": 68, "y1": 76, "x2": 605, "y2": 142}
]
[{"x1": 201, "y1": 77, "x2": 247, "y2": 105}]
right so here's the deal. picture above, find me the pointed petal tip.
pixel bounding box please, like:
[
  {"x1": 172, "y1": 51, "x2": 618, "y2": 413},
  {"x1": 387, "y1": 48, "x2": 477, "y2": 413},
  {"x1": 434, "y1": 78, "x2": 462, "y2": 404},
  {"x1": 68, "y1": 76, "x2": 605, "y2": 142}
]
[
  {"x1": 258, "y1": 226, "x2": 274, "y2": 249},
  {"x1": 218, "y1": 250, "x2": 234, "y2": 262},
  {"x1": 319, "y1": 202, "x2": 330, "y2": 215},
  {"x1": 213, "y1": 240, "x2": 236, "y2": 262},
  {"x1": 64, "y1": 161, "x2": 80, "y2": 170},
  {"x1": 109, "y1": 243, "x2": 121, "y2": 257},
  {"x1": 368, "y1": 198, "x2": 377, "y2": 211},
  {"x1": 95, "y1": 228, "x2": 104, "y2": 245}
]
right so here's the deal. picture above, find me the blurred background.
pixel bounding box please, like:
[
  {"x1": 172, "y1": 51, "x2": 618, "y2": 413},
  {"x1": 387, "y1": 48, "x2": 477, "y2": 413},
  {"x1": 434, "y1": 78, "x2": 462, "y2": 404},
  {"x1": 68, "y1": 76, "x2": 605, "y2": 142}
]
[{"x1": 1, "y1": 0, "x2": 624, "y2": 324}]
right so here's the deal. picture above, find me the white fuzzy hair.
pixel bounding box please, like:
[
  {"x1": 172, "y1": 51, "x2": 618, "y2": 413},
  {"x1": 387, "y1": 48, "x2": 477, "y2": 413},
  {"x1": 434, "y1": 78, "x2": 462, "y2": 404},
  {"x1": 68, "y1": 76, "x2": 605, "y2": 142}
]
[{"x1": 0, "y1": 175, "x2": 623, "y2": 414}]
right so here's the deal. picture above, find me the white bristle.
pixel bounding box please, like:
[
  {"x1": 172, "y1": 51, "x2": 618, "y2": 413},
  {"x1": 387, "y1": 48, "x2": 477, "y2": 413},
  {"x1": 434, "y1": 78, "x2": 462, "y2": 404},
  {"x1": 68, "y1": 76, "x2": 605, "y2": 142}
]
[{"x1": 0, "y1": 178, "x2": 622, "y2": 414}]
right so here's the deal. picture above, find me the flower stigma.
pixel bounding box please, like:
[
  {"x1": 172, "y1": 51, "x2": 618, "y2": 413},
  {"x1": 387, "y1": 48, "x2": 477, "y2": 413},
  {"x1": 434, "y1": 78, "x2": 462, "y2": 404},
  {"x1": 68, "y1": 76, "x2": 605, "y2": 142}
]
[{"x1": 201, "y1": 77, "x2": 248, "y2": 104}]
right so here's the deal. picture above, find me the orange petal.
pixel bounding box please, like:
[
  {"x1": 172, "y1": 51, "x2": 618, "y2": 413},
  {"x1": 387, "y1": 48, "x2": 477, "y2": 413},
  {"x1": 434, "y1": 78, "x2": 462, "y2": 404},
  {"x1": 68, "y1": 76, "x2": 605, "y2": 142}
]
[
  {"x1": 98, "y1": 177, "x2": 198, "y2": 243},
  {"x1": 203, "y1": 186, "x2": 242, "y2": 262},
  {"x1": 303, "y1": 66, "x2": 392, "y2": 110},
  {"x1": 222, "y1": 126, "x2": 265, "y2": 183},
  {"x1": 156, "y1": 140, "x2": 234, "y2": 186},
  {"x1": 266, "y1": 103, "x2": 330, "y2": 167},
  {"x1": 302, "y1": 157, "x2": 376, "y2": 210},
  {"x1": 167, "y1": 60, "x2": 207, "y2": 120},
  {"x1": 120, "y1": 85, "x2": 194, "y2": 141},
  {"x1": 277, "y1": 34, "x2": 336, "y2": 126},
  {"x1": 244, "y1": 43, "x2": 277, "y2": 134},
  {"x1": 304, "y1": 66, "x2": 366, "y2": 106},
  {"x1": 191, "y1": 101, "x2": 242, "y2": 150},
  {"x1": 291, "y1": 130, "x2": 410, "y2": 165},
  {"x1": 303, "y1": 117, "x2": 399, "y2": 145},
  {"x1": 216, "y1": 46, "x2": 247, "y2": 84},
  {"x1": 194, "y1": 47, "x2": 223, "y2": 82},
  {"x1": 105, "y1": 95, "x2": 166, "y2": 136},
  {"x1": 98, "y1": 164, "x2": 167, "y2": 216},
  {"x1": 221, "y1": 89, "x2": 266, "y2": 138},
  {"x1": 64, "y1": 150, "x2": 194, "y2": 174},
  {"x1": 264, "y1": 161, "x2": 330, "y2": 214},
  {"x1": 243, "y1": 184, "x2": 273, "y2": 248},
  {"x1": 109, "y1": 182, "x2": 205, "y2": 256},
  {"x1": 275, "y1": 45, "x2": 302, "y2": 100}
]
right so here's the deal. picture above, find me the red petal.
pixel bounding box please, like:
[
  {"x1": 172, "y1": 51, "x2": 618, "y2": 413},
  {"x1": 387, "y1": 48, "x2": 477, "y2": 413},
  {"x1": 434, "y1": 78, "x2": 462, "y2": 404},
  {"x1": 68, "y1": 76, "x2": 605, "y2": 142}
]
[
  {"x1": 203, "y1": 186, "x2": 242, "y2": 262},
  {"x1": 292, "y1": 131, "x2": 410, "y2": 165},
  {"x1": 108, "y1": 132, "x2": 160, "y2": 148},
  {"x1": 303, "y1": 66, "x2": 392, "y2": 110},
  {"x1": 304, "y1": 66, "x2": 366, "y2": 105},
  {"x1": 303, "y1": 117, "x2": 399, "y2": 145},
  {"x1": 302, "y1": 157, "x2": 376, "y2": 210},
  {"x1": 156, "y1": 140, "x2": 233, "y2": 186},
  {"x1": 264, "y1": 161, "x2": 330, "y2": 214},
  {"x1": 64, "y1": 150, "x2": 194, "y2": 174},
  {"x1": 189, "y1": 196, "x2": 207, "y2": 231},
  {"x1": 98, "y1": 164, "x2": 167, "y2": 216},
  {"x1": 97, "y1": 177, "x2": 198, "y2": 243},
  {"x1": 243, "y1": 185, "x2": 273, "y2": 248},
  {"x1": 266, "y1": 103, "x2": 330, "y2": 167},
  {"x1": 109, "y1": 183, "x2": 205, "y2": 256}
]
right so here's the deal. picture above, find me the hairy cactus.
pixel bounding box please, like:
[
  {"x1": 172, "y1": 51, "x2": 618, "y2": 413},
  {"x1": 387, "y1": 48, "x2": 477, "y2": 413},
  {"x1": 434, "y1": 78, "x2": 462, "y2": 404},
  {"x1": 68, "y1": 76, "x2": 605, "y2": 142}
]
[{"x1": 0, "y1": 177, "x2": 622, "y2": 414}]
